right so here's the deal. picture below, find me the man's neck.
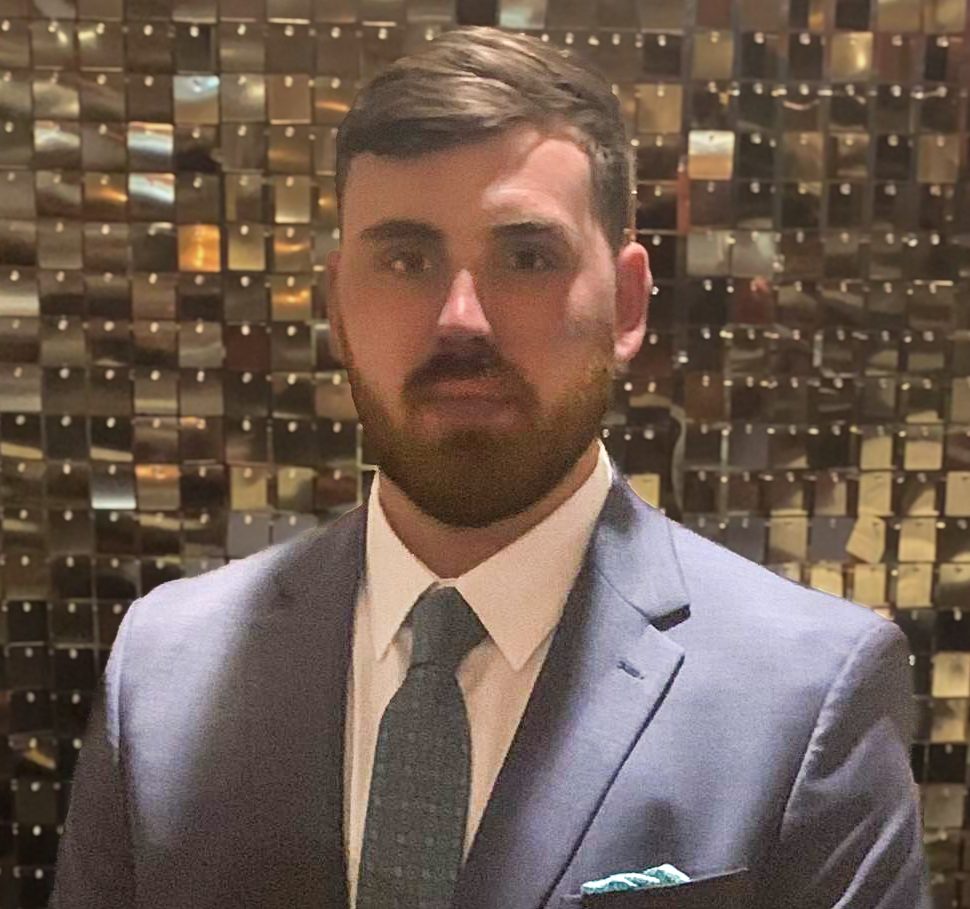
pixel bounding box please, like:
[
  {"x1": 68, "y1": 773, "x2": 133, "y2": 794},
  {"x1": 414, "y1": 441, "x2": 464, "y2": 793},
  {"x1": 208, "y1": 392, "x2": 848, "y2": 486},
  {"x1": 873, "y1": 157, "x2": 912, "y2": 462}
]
[{"x1": 376, "y1": 442, "x2": 601, "y2": 579}]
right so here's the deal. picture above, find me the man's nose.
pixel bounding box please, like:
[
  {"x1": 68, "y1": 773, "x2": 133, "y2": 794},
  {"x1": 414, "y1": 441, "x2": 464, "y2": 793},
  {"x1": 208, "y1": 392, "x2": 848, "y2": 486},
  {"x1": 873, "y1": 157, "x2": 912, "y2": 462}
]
[{"x1": 436, "y1": 269, "x2": 492, "y2": 337}]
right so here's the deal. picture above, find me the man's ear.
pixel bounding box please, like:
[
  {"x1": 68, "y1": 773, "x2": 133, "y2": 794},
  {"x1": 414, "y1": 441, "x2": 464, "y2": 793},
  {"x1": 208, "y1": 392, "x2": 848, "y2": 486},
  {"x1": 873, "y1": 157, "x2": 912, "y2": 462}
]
[
  {"x1": 613, "y1": 240, "x2": 651, "y2": 371},
  {"x1": 325, "y1": 249, "x2": 345, "y2": 365}
]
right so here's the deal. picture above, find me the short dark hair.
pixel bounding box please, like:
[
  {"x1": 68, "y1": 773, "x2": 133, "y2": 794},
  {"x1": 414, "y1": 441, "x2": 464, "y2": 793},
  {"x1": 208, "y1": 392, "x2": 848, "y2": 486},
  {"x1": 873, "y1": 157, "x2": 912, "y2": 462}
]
[{"x1": 334, "y1": 26, "x2": 633, "y2": 254}]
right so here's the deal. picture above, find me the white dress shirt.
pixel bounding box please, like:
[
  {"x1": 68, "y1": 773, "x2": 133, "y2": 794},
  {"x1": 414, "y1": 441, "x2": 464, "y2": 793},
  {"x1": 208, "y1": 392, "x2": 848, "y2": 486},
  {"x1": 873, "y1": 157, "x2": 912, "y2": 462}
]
[{"x1": 344, "y1": 439, "x2": 615, "y2": 906}]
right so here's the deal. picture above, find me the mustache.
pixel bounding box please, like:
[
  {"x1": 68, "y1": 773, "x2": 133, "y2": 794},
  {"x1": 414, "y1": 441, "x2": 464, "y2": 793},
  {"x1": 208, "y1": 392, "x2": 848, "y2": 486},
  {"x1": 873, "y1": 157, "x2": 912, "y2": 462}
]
[{"x1": 415, "y1": 349, "x2": 508, "y2": 386}]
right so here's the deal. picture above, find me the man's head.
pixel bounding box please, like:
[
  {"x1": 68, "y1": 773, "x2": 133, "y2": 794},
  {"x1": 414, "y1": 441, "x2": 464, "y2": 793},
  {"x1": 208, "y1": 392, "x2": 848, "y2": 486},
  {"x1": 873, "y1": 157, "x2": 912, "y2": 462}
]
[{"x1": 326, "y1": 27, "x2": 652, "y2": 529}]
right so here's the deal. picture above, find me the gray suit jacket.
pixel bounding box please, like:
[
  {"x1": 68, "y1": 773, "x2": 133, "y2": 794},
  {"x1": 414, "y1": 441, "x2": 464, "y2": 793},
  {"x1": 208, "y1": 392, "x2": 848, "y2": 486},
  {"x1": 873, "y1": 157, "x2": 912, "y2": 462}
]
[{"x1": 50, "y1": 459, "x2": 931, "y2": 908}]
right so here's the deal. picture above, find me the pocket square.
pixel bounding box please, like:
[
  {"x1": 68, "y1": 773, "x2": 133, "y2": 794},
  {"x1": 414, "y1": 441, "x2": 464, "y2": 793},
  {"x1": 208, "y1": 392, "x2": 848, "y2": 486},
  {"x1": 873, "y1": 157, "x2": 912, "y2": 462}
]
[{"x1": 580, "y1": 864, "x2": 691, "y2": 895}]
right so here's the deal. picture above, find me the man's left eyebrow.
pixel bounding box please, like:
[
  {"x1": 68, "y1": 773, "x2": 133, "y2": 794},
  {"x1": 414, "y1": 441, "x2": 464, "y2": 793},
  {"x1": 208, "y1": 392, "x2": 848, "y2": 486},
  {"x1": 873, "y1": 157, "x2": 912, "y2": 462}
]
[{"x1": 490, "y1": 220, "x2": 579, "y2": 247}]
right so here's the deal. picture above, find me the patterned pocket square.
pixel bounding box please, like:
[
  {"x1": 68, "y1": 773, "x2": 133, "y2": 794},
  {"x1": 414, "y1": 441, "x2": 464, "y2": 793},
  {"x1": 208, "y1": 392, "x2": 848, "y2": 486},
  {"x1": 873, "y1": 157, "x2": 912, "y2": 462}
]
[{"x1": 580, "y1": 864, "x2": 691, "y2": 895}]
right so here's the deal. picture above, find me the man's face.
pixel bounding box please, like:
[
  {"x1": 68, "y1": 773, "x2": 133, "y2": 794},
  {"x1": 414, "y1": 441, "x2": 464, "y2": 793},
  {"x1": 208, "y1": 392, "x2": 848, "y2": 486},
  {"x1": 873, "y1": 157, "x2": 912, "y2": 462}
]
[{"x1": 327, "y1": 124, "x2": 649, "y2": 529}]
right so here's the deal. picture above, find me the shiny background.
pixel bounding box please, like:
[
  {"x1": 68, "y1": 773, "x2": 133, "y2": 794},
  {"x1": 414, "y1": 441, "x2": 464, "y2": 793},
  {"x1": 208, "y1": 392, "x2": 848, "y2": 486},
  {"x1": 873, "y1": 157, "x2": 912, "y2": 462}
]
[{"x1": 0, "y1": 0, "x2": 968, "y2": 905}]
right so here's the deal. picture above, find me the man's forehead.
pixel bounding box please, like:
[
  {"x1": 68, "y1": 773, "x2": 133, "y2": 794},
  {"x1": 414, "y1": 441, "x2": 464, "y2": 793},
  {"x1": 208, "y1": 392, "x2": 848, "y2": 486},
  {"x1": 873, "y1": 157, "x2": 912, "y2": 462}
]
[{"x1": 341, "y1": 127, "x2": 595, "y2": 228}]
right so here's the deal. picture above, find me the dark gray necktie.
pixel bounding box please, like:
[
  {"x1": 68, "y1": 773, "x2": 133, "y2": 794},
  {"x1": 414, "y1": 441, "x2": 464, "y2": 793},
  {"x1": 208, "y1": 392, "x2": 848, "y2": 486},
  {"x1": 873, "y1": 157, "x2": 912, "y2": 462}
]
[{"x1": 355, "y1": 586, "x2": 488, "y2": 909}]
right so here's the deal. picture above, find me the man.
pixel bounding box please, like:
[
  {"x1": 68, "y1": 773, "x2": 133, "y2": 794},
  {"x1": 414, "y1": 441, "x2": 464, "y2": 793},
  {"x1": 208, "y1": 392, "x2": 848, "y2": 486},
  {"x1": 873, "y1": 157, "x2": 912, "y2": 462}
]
[{"x1": 51, "y1": 26, "x2": 930, "y2": 909}]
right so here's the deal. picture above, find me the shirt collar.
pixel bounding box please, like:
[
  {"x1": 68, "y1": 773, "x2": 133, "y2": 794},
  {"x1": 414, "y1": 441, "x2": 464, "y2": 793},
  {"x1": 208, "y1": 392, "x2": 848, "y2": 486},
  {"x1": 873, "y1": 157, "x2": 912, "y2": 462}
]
[{"x1": 364, "y1": 439, "x2": 614, "y2": 671}]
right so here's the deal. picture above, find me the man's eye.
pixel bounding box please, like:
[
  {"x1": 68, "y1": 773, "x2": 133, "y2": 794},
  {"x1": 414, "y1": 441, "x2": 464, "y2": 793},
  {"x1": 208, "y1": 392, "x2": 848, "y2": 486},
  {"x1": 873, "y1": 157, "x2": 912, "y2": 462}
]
[
  {"x1": 508, "y1": 248, "x2": 555, "y2": 272},
  {"x1": 384, "y1": 251, "x2": 430, "y2": 275}
]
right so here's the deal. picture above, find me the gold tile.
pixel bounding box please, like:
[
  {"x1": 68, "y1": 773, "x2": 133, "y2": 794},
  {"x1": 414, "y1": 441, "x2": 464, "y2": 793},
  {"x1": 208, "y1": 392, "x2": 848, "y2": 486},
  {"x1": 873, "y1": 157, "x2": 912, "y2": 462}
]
[
  {"x1": 230, "y1": 465, "x2": 269, "y2": 511},
  {"x1": 875, "y1": 0, "x2": 922, "y2": 31},
  {"x1": 933, "y1": 653, "x2": 970, "y2": 698},
  {"x1": 853, "y1": 564, "x2": 887, "y2": 607},
  {"x1": 945, "y1": 473, "x2": 970, "y2": 517},
  {"x1": 859, "y1": 471, "x2": 894, "y2": 516},
  {"x1": 898, "y1": 517, "x2": 938, "y2": 562},
  {"x1": 809, "y1": 562, "x2": 844, "y2": 597},
  {"x1": 846, "y1": 515, "x2": 886, "y2": 563},
  {"x1": 691, "y1": 30, "x2": 734, "y2": 80},
  {"x1": 830, "y1": 33, "x2": 873, "y2": 80},
  {"x1": 930, "y1": 699, "x2": 968, "y2": 744},
  {"x1": 688, "y1": 129, "x2": 735, "y2": 181},
  {"x1": 227, "y1": 224, "x2": 267, "y2": 272},
  {"x1": 178, "y1": 224, "x2": 222, "y2": 273},
  {"x1": 636, "y1": 84, "x2": 683, "y2": 134}
]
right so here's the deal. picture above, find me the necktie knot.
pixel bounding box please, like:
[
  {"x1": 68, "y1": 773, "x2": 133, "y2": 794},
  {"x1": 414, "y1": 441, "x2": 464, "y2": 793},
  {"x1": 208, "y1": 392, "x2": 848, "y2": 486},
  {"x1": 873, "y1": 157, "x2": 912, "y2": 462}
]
[{"x1": 409, "y1": 586, "x2": 487, "y2": 675}]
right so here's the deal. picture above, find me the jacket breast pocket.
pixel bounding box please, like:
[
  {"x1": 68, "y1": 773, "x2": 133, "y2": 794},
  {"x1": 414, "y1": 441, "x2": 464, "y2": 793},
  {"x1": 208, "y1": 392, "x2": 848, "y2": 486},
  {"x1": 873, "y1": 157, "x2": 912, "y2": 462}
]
[{"x1": 557, "y1": 867, "x2": 753, "y2": 909}]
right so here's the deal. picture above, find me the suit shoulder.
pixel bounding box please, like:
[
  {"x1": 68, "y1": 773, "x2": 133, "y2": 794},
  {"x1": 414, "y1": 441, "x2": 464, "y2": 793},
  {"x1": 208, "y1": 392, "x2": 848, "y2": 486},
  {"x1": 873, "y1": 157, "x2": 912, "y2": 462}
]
[
  {"x1": 666, "y1": 516, "x2": 894, "y2": 647},
  {"x1": 125, "y1": 511, "x2": 355, "y2": 631},
  {"x1": 656, "y1": 515, "x2": 913, "y2": 726}
]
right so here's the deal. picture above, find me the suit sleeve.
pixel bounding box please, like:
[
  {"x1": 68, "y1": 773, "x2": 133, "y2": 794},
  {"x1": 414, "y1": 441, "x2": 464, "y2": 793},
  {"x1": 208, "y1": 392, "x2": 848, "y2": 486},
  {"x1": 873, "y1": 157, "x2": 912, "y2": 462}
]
[
  {"x1": 758, "y1": 617, "x2": 932, "y2": 908},
  {"x1": 48, "y1": 603, "x2": 138, "y2": 908}
]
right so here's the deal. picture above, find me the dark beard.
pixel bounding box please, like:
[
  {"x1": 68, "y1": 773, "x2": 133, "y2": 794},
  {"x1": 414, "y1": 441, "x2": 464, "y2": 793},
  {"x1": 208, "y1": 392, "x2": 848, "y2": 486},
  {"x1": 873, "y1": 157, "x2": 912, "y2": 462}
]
[{"x1": 339, "y1": 327, "x2": 616, "y2": 528}]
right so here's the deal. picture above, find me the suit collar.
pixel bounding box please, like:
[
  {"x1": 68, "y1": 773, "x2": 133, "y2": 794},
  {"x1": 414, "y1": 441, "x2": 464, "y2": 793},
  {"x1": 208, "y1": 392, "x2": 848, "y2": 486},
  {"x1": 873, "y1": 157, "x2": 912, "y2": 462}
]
[
  {"x1": 272, "y1": 448, "x2": 690, "y2": 628},
  {"x1": 363, "y1": 438, "x2": 616, "y2": 671},
  {"x1": 589, "y1": 453, "x2": 691, "y2": 627}
]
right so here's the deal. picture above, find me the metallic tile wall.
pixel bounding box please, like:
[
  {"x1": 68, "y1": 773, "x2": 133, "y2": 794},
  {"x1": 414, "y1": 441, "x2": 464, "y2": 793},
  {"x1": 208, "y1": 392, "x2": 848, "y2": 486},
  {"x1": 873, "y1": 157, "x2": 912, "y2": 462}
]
[{"x1": 0, "y1": 0, "x2": 966, "y2": 905}]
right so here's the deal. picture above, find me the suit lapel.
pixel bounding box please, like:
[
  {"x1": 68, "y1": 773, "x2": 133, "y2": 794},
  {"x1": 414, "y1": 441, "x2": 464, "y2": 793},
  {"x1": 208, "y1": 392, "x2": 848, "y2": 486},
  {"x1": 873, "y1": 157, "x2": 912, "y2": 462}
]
[
  {"x1": 248, "y1": 503, "x2": 368, "y2": 909},
  {"x1": 452, "y1": 460, "x2": 691, "y2": 909}
]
